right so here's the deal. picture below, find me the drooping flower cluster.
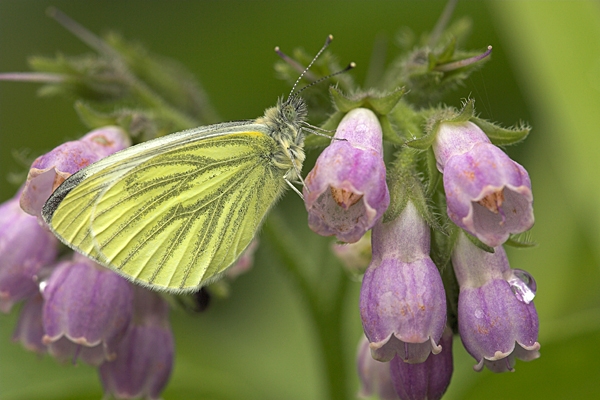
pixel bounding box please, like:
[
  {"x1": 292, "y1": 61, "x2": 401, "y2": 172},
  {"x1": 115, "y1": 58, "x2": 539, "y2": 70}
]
[
  {"x1": 302, "y1": 108, "x2": 451, "y2": 399},
  {"x1": 305, "y1": 102, "x2": 539, "y2": 398},
  {"x1": 1, "y1": 127, "x2": 175, "y2": 400},
  {"x1": 432, "y1": 118, "x2": 539, "y2": 373}
]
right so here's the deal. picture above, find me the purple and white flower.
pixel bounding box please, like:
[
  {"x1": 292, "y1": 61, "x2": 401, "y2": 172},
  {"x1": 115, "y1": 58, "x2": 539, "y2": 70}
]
[
  {"x1": 20, "y1": 126, "x2": 130, "y2": 219},
  {"x1": 389, "y1": 326, "x2": 454, "y2": 400},
  {"x1": 360, "y1": 202, "x2": 446, "y2": 363},
  {"x1": 433, "y1": 121, "x2": 533, "y2": 247},
  {"x1": 304, "y1": 108, "x2": 389, "y2": 243},
  {"x1": 0, "y1": 190, "x2": 58, "y2": 312},
  {"x1": 12, "y1": 293, "x2": 47, "y2": 354},
  {"x1": 42, "y1": 253, "x2": 133, "y2": 366},
  {"x1": 452, "y1": 232, "x2": 540, "y2": 372},
  {"x1": 99, "y1": 287, "x2": 174, "y2": 400},
  {"x1": 357, "y1": 336, "x2": 399, "y2": 400}
]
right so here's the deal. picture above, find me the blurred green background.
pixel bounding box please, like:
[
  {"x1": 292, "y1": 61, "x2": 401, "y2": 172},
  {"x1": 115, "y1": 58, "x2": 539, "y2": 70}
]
[{"x1": 1, "y1": 1, "x2": 599, "y2": 399}]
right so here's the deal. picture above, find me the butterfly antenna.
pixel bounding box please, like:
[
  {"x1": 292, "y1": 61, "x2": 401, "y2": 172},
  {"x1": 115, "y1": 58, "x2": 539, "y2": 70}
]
[
  {"x1": 296, "y1": 61, "x2": 356, "y2": 97},
  {"x1": 276, "y1": 34, "x2": 334, "y2": 101},
  {"x1": 274, "y1": 46, "x2": 318, "y2": 82}
]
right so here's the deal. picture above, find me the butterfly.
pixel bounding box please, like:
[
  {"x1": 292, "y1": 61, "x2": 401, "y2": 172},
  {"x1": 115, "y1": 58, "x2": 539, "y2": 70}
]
[{"x1": 42, "y1": 36, "x2": 342, "y2": 293}]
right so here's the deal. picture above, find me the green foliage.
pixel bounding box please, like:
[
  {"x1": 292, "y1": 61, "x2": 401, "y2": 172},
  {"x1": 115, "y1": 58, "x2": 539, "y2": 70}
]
[{"x1": 471, "y1": 116, "x2": 531, "y2": 146}]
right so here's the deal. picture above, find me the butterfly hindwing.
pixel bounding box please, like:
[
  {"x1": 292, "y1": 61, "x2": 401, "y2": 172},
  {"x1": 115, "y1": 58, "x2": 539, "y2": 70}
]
[{"x1": 44, "y1": 125, "x2": 287, "y2": 292}]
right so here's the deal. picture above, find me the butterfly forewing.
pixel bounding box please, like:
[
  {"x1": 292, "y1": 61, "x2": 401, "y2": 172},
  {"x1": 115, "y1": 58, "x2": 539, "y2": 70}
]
[{"x1": 45, "y1": 128, "x2": 287, "y2": 292}]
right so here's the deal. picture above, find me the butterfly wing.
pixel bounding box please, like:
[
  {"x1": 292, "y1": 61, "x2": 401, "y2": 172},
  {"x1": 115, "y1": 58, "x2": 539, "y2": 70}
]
[{"x1": 42, "y1": 122, "x2": 287, "y2": 292}]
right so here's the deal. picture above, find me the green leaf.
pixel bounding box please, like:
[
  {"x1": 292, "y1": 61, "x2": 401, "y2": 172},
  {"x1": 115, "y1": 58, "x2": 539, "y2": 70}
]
[
  {"x1": 74, "y1": 101, "x2": 120, "y2": 128},
  {"x1": 384, "y1": 148, "x2": 443, "y2": 233},
  {"x1": 379, "y1": 114, "x2": 404, "y2": 145},
  {"x1": 104, "y1": 32, "x2": 220, "y2": 125},
  {"x1": 471, "y1": 116, "x2": 531, "y2": 145},
  {"x1": 404, "y1": 126, "x2": 437, "y2": 150},
  {"x1": 425, "y1": 148, "x2": 441, "y2": 197},
  {"x1": 383, "y1": 172, "x2": 409, "y2": 223},
  {"x1": 464, "y1": 231, "x2": 495, "y2": 253},
  {"x1": 504, "y1": 235, "x2": 537, "y2": 248},
  {"x1": 412, "y1": 189, "x2": 445, "y2": 234},
  {"x1": 74, "y1": 101, "x2": 168, "y2": 142},
  {"x1": 451, "y1": 98, "x2": 475, "y2": 122},
  {"x1": 436, "y1": 37, "x2": 457, "y2": 64},
  {"x1": 368, "y1": 86, "x2": 406, "y2": 115},
  {"x1": 329, "y1": 86, "x2": 357, "y2": 112}
]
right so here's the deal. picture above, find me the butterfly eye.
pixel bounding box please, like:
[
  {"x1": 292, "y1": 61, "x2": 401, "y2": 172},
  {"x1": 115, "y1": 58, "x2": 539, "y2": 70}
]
[{"x1": 283, "y1": 105, "x2": 297, "y2": 122}]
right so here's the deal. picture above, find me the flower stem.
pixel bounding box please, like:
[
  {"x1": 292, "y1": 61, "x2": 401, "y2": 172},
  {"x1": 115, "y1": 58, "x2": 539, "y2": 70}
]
[
  {"x1": 47, "y1": 6, "x2": 200, "y2": 131},
  {"x1": 264, "y1": 210, "x2": 350, "y2": 400},
  {"x1": 428, "y1": 0, "x2": 458, "y2": 47}
]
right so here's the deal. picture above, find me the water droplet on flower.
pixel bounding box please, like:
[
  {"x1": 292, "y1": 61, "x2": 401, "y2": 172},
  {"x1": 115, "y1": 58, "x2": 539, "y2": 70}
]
[{"x1": 506, "y1": 269, "x2": 536, "y2": 304}]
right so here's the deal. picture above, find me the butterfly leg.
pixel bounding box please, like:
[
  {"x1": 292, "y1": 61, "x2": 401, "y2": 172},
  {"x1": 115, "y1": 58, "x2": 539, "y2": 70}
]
[
  {"x1": 287, "y1": 148, "x2": 310, "y2": 194},
  {"x1": 284, "y1": 176, "x2": 305, "y2": 200}
]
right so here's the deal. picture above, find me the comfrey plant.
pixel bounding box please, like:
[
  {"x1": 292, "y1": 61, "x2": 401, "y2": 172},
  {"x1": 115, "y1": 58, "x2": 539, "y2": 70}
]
[{"x1": 0, "y1": 5, "x2": 539, "y2": 400}]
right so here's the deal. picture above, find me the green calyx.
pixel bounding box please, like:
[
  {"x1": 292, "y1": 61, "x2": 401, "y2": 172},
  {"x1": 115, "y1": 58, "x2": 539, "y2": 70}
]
[
  {"x1": 306, "y1": 87, "x2": 407, "y2": 148},
  {"x1": 412, "y1": 98, "x2": 531, "y2": 153},
  {"x1": 384, "y1": 147, "x2": 444, "y2": 234},
  {"x1": 471, "y1": 117, "x2": 531, "y2": 146}
]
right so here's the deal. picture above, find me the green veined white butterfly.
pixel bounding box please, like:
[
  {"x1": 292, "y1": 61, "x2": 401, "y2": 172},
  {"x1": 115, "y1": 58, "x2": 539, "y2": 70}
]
[{"x1": 42, "y1": 35, "x2": 343, "y2": 293}]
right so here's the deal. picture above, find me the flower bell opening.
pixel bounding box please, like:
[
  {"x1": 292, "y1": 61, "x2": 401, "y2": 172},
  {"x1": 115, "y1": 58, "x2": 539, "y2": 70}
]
[
  {"x1": 360, "y1": 202, "x2": 446, "y2": 364},
  {"x1": 477, "y1": 189, "x2": 504, "y2": 216},
  {"x1": 433, "y1": 121, "x2": 534, "y2": 247},
  {"x1": 330, "y1": 187, "x2": 364, "y2": 209},
  {"x1": 304, "y1": 107, "x2": 389, "y2": 243}
]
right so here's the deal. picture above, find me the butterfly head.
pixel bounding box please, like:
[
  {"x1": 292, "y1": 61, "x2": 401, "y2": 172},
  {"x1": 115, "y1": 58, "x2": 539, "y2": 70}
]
[
  {"x1": 259, "y1": 94, "x2": 307, "y2": 137},
  {"x1": 281, "y1": 94, "x2": 308, "y2": 127}
]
